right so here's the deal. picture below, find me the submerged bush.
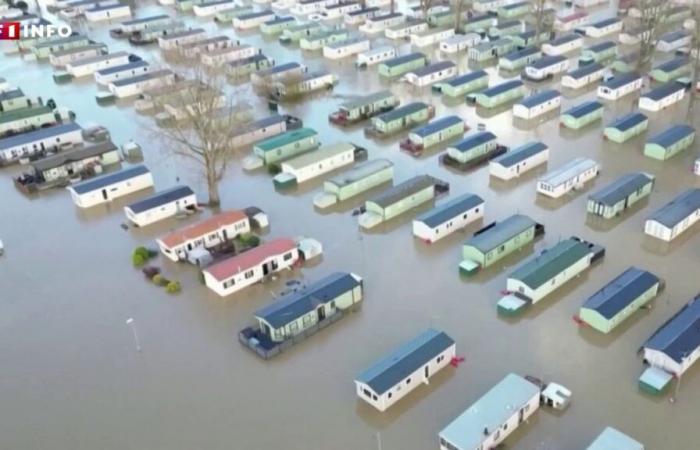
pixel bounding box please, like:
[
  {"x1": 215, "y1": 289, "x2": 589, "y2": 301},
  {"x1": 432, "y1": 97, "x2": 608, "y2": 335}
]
[
  {"x1": 166, "y1": 281, "x2": 182, "y2": 294},
  {"x1": 132, "y1": 253, "x2": 147, "y2": 267},
  {"x1": 152, "y1": 274, "x2": 163, "y2": 285}
]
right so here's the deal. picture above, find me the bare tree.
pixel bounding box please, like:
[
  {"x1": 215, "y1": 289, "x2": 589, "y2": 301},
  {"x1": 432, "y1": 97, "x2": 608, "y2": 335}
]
[
  {"x1": 632, "y1": 0, "x2": 670, "y2": 72},
  {"x1": 150, "y1": 63, "x2": 251, "y2": 207},
  {"x1": 532, "y1": 0, "x2": 552, "y2": 46},
  {"x1": 454, "y1": 0, "x2": 471, "y2": 34},
  {"x1": 421, "y1": 0, "x2": 435, "y2": 17},
  {"x1": 686, "y1": 5, "x2": 700, "y2": 123}
]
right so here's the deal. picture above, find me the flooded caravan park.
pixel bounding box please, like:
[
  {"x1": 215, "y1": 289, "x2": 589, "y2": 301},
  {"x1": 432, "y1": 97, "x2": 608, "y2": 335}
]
[{"x1": 1, "y1": 1, "x2": 700, "y2": 449}]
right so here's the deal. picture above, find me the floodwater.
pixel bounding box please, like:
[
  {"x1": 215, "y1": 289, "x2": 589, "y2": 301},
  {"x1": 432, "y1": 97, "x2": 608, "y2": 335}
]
[{"x1": 1, "y1": 1, "x2": 699, "y2": 449}]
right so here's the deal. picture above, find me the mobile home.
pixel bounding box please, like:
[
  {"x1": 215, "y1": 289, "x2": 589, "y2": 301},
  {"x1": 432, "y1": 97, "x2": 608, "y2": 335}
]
[
  {"x1": 580, "y1": 267, "x2": 660, "y2": 334},
  {"x1": 542, "y1": 34, "x2": 583, "y2": 56},
  {"x1": 32, "y1": 35, "x2": 92, "y2": 59},
  {"x1": 328, "y1": 90, "x2": 398, "y2": 125},
  {"x1": 523, "y1": 55, "x2": 569, "y2": 81},
  {"x1": 583, "y1": 18, "x2": 622, "y2": 38},
  {"x1": 513, "y1": 89, "x2": 561, "y2": 120},
  {"x1": 572, "y1": 0, "x2": 608, "y2": 6},
  {"x1": 299, "y1": 29, "x2": 349, "y2": 51},
  {"x1": 49, "y1": 44, "x2": 107, "y2": 67},
  {"x1": 439, "y1": 34, "x2": 481, "y2": 55},
  {"x1": 0, "y1": 122, "x2": 83, "y2": 166},
  {"x1": 84, "y1": 3, "x2": 132, "y2": 22},
  {"x1": 442, "y1": 130, "x2": 505, "y2": 170},
  {"x1": 320, "y1": 2, "x2": 361, "y2": 20},
  {"x1": 561, "y1": 62, "x2": 606, "y2": 89},
  {"x1": 656, "y1": 30, "x2": 691, "y2": 53},
  {"x1": 158, "y1": 28, "x2": 206, "y2": 51},
  {"x1": 270, "y1": 70, "x2": 336, "y2": 100},
  {"x1": 554, "y1": 10, "x2": 588, "y2": 32},
  {"x1": 202, "y1": 238, "x2": 299, "y2": 297},
  {"x1": 413, "y1": 194, "x2": 484, "y2": 243},
  {"x1": 359, "y1": 12, "x2": 404, "y2": 34},
  {"x1": 509, "y1": 29, "x2": 553, "y2": 48},
  {"x1": 488, "y1": 19, "x2": 523, "y2": 39},
  {"x1": 649, "y1": 57, "x2": 691, "y2": 83},
  {"x1": 124, "y1": 185, "x2": 197, "y2": 227},
  {"x1": 473, "y1": 0, "x2": 509, "y2": 13},
  {"x1": 111, "y1": 14, "x2": 171, "y2": 37},
  {"x1": 356, "y1": 46, "x2": 395, "y2": 68},
  {"x1": 603, "y1": 112, "x2": 648, "y2": 143},
  {"x1": 67, "y1": 165, "x2": 154, "y2": 208},
  {"x1": 108, "y1": 69, "x2": 176, "y2": 98},
  {"x1": 65, "y1": 52, "x2": 134, "y2": 78},
  {"x1": 157, "y1": 209, "x2": 251, "y2": 262},
  {"x1": 365, "y1": 102, "x2": 434, "y2": 137},
  {"x1": 695, "y1": 158, "x2": 700, "y2": 176},
  {"x1": 192, "y1": 0, "x2": 236, "y2": 16},
  {"x1": 0, "y1": 106, "x2": 57, "y2": 137},
  {"x1": 128, "y1": 22, "x2": 188, "y2": 45},
  {"x1": 291, "y1": 0, "x2": 338, "y2": 15},
  {"x1": 461, "y1": 13, "x2": 494, "y2": 33},
  {"x1": 356, "y1": 329, "x2": 456, "y2": 411},
  {"x1": 587, "y1": 172, "x2": 655, "y2": 219},
  {"x1": 251, "y1": 62, "x2": 305, "y2": 85},
  {"x1": 586, "y1": 428, "x2": 645, "y2": 450},
  {"x1": 560, "y1": 100, "x2": 604, "y2": 130},
  {"x1": 400, "y1": 115, "x2": 465, "y2": 155},
  {"x1": 426, "y1": 10, "x2": 459, "y2": 28},
  {"x1": 499, "y1": 47, "x2": 542, "y2": 72},
  {"x1": 179, "y1": 36, "x2": 233, "y2": 59},
  {"x1": 200, "y1": 45, "x2": 259, "y2": 68},
  {"x1": 95, "y1": 60, "x2": 150, "y2": 85},
  {"x1": 619, "y1": 26, "x2": 651, "y2": 46},
  {"x1": 273, "y1": 143, "x2": 361, "y2": 188},
  {"x1": 497, "y1": 1, "x2": 530, "y2": 18},
  {"x1": 344, "y1": 6, "x2": 380, "y2": 25},
  {"x1": 469, "y1": 80, "x2": 524, "y2": 108},
  {"x1": 233, "y1": 10, "x2": 275, "y2": 30},
  {"x1": 279, "y1": 22, "x2": 323, "y2": 44},
  {"x1": 260, "y1": 16, "x2": 297, "y2": 35},
  {"x1": 385, "y1": 20, "x2": 428, "y2": 40},
  {"x1": 489, "y1": 141, "x2": 549, "y2": 181},
  {"x1": 638, "y1": 82, "x2": 686, "y2": 112},
  {"x1": 438, "y1": 374, "x2": 540, "y2": 450},
  {"x1": 252, "y1": 127, "x2": 319, "y2": 166},
  {"x1": 644, "y1": 188, "x2": 700, "y2": 242},
  {"x1": 467, "y1": 38, "x2": 515, "y2": 61},
  {"x1": 434, "y1": 70, "x2": 488, "y2": 98},
  {"x1": 410, "y1": 27, "x2": 454, "y2": 48},
  {"x1": 0, "y1": 89, "x2": 31, "y2": 113},
  {"x1": 230, "y1": 114, "x2": 302, "y2": 148},
  {"x1": 403, "y1": 61, "x2": 456, "y2": 87},
  {"x1": 537, "y1": 157, "x2": 599, "y2": 198},
  {"x1": 644, "y1": 125, "x2": 695, "y2": 161},
  {"x1": 597, "y1": 73, "x2": 643, "y2": 101},
  {"x1": 378, "y1": 52, "x2": 427, "y2": 78},
  {"x1": 226, "y1": 54, "x2": 274, "y2": 78},
  {"x1": 323, "y1": 36, "x2": 370, "y2": 59},
  {"x1": 579, "y1": 41, "x2": 616, "y2": 65},
  {"x1": 313, "y1": 158, "x2": 393, "y2": 208},
  {"x1": 460, "y1": 214, "x2": 543, "y2": 275}
]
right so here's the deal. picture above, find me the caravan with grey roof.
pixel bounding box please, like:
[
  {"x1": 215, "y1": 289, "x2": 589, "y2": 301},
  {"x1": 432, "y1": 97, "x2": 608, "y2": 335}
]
[
  {"x1": 489, "y1": 141, "x2": 549, "y2": 180},
  {"x1": 124, "y1": 185, "x2": 198, "y2": 227},
  {"x1": 0, "y1": 122, "x2": 83, "y2": 166},
  {"x1": 68, "y1": 165, "x2": 154, "y2": 208},
  {"x1": 412, "y1": 193, "x2": 484, "y2": 243},
  {"x1": 537, "y1": 157, "x2": 599, "y2": 199},
  {"x1": 644, "y1": 188, "x2": 700, "y2": 242}
]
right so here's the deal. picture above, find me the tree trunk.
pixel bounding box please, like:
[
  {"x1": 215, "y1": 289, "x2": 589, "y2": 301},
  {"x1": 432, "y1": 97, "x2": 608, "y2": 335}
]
[
  {"x1": 207, "y1": 170, "x2": 221, "y2": 207},
  {"x1": 390, "y1": 0, "x2": 394, "y2": 14}
]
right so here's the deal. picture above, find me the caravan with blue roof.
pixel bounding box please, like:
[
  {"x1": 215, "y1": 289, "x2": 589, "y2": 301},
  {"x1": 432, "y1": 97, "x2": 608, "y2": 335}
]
[
  {"x1": 0, "y1": 122, "x2": 83, "y2": 166},
  {"x1": 489, "y1": 141, "x2": 549, "y2": 180},
  {"x1": 124, "y1": 185, "x2": 197, "y2": 227},
  {"x1": 542, "y1": 34, "x2": 583, "y2": 56},
  {"x1": 644, "y1": 124, "x2": 695, "y2": 160},
  {"x1": 355, "y1": 329, "x2": 455, "y2": 411},
  {"x1": 561, "y1": 62, "x2": 606, "y2": 90},
  {"x1": 523, "y1": 55, "x2": 569, "y2": 81},
  {"x1": 583, "y1": 17, "x2": 622, "y2": 38},
  {"x1": 413, "y1": 194, "x2": 484, "y2": 243},
  {"x1": 400, "y1": 115, "x2": 466, "y2": 155},
  {"x1": 656, "y1": 30, "x2": 692, "y2": 52},
  {"x1": 441, "y1": 130, "x2": 505, "y2": 170},
  {"x1": 604, "y1": 112, "x2": 648, "y2": 143},
  {"x1": 95, "y1": 60, "x2": 150, "y2": 85},
  {"x1": 597, "y1": 73, "x2": 643, "y2": 100},
  {"x1": 560, "y1": 100, "x2": 604, "y2": 129},
  {"x1": 513, "y1": 89, "x2": 561, "y2": 120},
  {"x1": 537, "y1": 157, "x2": 599, "y2": 198},
  {"x1": 498, "y1": 46, "x2": 541, "y2": 72},
  {"x1": 644, "y1": 188, "x2": 700, "y2": 242},
  {"x1": 638, "y1": 82, "x2": 686, "y2": 112},
  {"x1": 403, "y1": 61, "x2": 457, "y2": 87},
  {"x1": 68, "y1": 165, "x2": 154, "y2": 208},
  {"x1": 587, "y1": 172, "x2": 655, "y2": 219}
]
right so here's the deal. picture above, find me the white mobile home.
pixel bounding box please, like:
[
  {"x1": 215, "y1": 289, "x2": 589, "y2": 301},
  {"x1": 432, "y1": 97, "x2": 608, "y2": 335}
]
[
  {"x1": 113, "y1": 14, "x2": 172, "y2": 35},
  {"x1": 0, "y1": 122, "x2": 83, "y2": 166},
  {"x1": 85, "y1": 3, "x2": 132, "y2": 22},
  {"x1": 412, "y1": 194, "x2": 484, "y2": 243},
  {"x1": 355, "y1": 329, "x2": 456, "y2": 412},
  {"x1": 554, "y1": 10, "x2": 588, "y2": 32},
  {"x1": 323, "y1": 37, "x2": 370, "y2": 59},
  {"x1": 657, "y1": 31, "x2": 692, "y2": 53},
  {"x1": 200, "y1": 45, "x2": 258, "y2": 67},
  {"x1": 274, "y1": 143, "x2": 359, "y2": 187},
  {"x1": 65, "y1": 52, "x2": 134, "y2": 78},
  {"x1": 158, "y1": 28, "x2": 206, "y2": 51},
  {"x1": 193, "y1": 0, "x2": 237, "y2": 16},
  {"x1": 49, "y1": 44, "x2": 107, "y2": 67},
  {"x1": 124, "y1": 185, "x2": 197, "y2": 227},
  {"x1": 179, "y1": 36, "x2": 232, "y2": 59},
  {"x1": 68, "y1": 165, "x2": 154, "y2": 208},
  {"x1": 94, "y1": 60, "x2": 151, "y2": 85},
  {"x1": 439, "y1": 374, "x2": 540, "y2": 450},
  {"x1": 638, "y1": 82, "x2": 686, "y2": 112},
  {"x1": 321, "y1": 2, "x2": 361, "y2": 20},
  {"x1": 523, "y1": 55, "x2": 569, "y2": 81},
  {"x1": 561, "y1": 63, "x2": 605, "y2": 90},
  {"x1": 359, "y1": 12, "x2": 404, "y2": 34},
  {"x1": 440, "y1": 33, "x2": 481, "y2": 54},
  {"x1": 231, "y1": 114, "x2": 301, "y2": 148},
  {"x1": 645, "y1": 188, "x2": 700, "y2": 242},
  {"x1": 473, "y1": 0, "x2": 510, "y2": 13},
  {"x1": 385, "y1": 20, "x2": 428, "y2": 40},
  {"x1": 584, "y1": 18, "x2": 622, "y2": 38},
  {"x1": 537, "y1": 157, "x2": 599, "y2": 198},
  {"x1": 344, "y1": 7, "x2": 380, "y2": 25},
  {"x1": 597, "y1": 73, "x2": 643, "y2": 100},
  {"x1": 292, "y1": 0, "x2": 338, "y2": 15},
  {"x1": 573, "y1": 0, "x2": 607, "y2": 6},
  {"x1": 233, "y1": 10, "x2": 275, "y2": 30},
  {"x1": 404, "y1": 61, "x2": 456, "y2": 87},
  {"x1": 108, "y1": 69, "x2": 176, "y2": 98},
  {"x1": 489, "y1": 141, "x2": 549, "y2": 181},
  {"x1": 542, "y1": 34, "x2": 583, "y2": 56},
  {"x1": 513, "y1": 89, "x2": 561, "y2": 120},
  {"x1": 356, "y1": 46, "x2": 396, "y2": 68},
  {"x1": 410, "y1": 27, "x2": 455, "y2": 48}
]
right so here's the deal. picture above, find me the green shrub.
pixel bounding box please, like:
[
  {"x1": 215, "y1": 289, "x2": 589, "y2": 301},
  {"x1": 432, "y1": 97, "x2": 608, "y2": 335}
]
[
  {"x1": 132, "y1": 253, "x2": 147, "y2": 267},
  {"x1": 152, "y1": 274, "x2": 163, "y2": 285},
  {"x1": 166, "y1": 281, "x2": 182, "y2": 294},
  {"x1": 134, "y1": 246, "x2": 150, "y2": 259},
  {"x1": 240, "y1": 233, "x2": 260, "y2": 247}
]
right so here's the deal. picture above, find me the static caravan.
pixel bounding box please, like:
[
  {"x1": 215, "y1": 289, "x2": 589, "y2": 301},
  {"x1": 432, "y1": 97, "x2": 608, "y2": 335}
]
[
  {"x1": 440, "y1": 34, "x2": 481, "y2": 54},
  {"x1": 604, "y1": 112, "x2": 648, "y2": 143},
  {"x1": 537, "y1": 157, "x2": 599, "y2": 198},
  {"x1": 579, "y1": 41, "x2": 616, "y2": 65},
  {"x1": 488, "y1": 19, "x2": 523, "y2": 39},
  {"x1": 489, "y1": 141, "x2": 549, "y2": 181},
  {"x1": 426, "y1": 10, "x2": 459, "y2": 28},
  {"x1": 356, "y1": 329, "x2": 455, "y2": 411},
  {"x1": 523, "y1": 55, "x2": 569, "y2": 81},
  {"x1": 179, "y1": 36, "x2": 232, "y2": 59},
  {"x1": 645, "y1": 188, "x2": 700, "y2": 242},
  {"x1": 252, "y1": 127, "x2": 319, "y2": 167},
  {"x1": 358, "y1": 175, "x2": 446, "y2": 229},
  {"x1": 460, "y1": 214, "x2": 543, "y2": 274},
  {"x1": 513, "y1": 89, "x2": 561, "y2": 120},
  {"x1": 192, "y1": 0, "x2": 237, "y2": 17},
  {"x1": 410, "y1": 27, "x2": 454, "y2": 48},
  {"x1": 612, "y1": 52, "x2": 639, "y2": 73},
  {"x1": 66, "y1": 52, "x2": 133, "y2": 78},
  {"x1": 344, "y1": 7, "x2": 380, "y2": 25},
  {"x1": 583, "y1": 17, "x2": 622, "y2": 38},
  {"x1": 313, "y1": 158, "x2": 393, "y2": 208},
  {"x1": 378, "y1": 52, "x2": 427, "y2": 78},
  {"x1": 157, "y1": 210, "x2": 251, "y2": 263},
  {"x1": 230, "y1": 114, "x2": 302, "y2": 148},
  {"x1": 320, "y1": 2, "x2": 361, "y2": 20},
  {"x1": 554, "y1": 10, "x2": 588, "y2": 32},
  {"x1": 439, "y1": 374, "x2": 540, "y2": 450},
  {"x1": 470, "y1": 80, "x2": 525, "y2": 108},
  {"x1": 644, "y1": 125, "x2": 695, "y2": 161},
  {"x1": 509, "y1": 29, "x2": 553, "y2": 48},
  {"x1": 124, "y1": 185, "x2": 197, "y2": 227},
  {"x1": 0, "y1": 106, "x2": 57, "y2": 137},
  {"x1": 49, "y1": 44, "x2": 107, "y2": 67},
  {"x1": 640, "y1": 296, "x2": 700, "y2": 393},
  {"x1": 413, "y1": 194, "x2": 484, "y2": 243},
  {"x1": 462, "y1": 13, "x2": 494, "y2": 34},
  {"x1": 323, "y1": 36, "x2": 370, "y2": 59},
  {"x1": 467, "y1": 38, "x2": 515, "y2": 62},
  {"x1": 580, "y1": 267, "x2": 660, "y2": 334},
  {"x1": 597, "y1": 73, "x2": 643, "y2": 101},
  {"x1": 279, "y1": 22, "x2": 323, "y2": 44},
  {"x1": 273, "y1": 143, "x2": 360, "y2": 188},
  {"x1": 639, "y1": 82, "x2": 686, "y2": 112},
  {"x1": 650, "y1": 57, "x2": 691, "y2": 83},
  {"x1": 434, "y1": 70, "x2": 489, "y2": 98},
  {"x1": 329, "y1": 90, "x2": 398, "y2": 125},
  {"x1": 442, "y1": 130, "x2": 505, "y2": 170},
  {"x1": 561, "y1": 63, "x2": 606, "y2": 89},
  {"x1": 175, "y1": 0, "x2": 205, "y2": 12},
  {"x1": 67, "y1": 165, "x2": 154, "y2": 208},
  {"x1": 587, "y1": 172, "x2": 655, "y2": 219},
  {"x1": 0, "y1": 122, "x2": 83, "y2": 166},
  {"x1": 251, "y1": 62, "x2": 305, "y2": 85},
  {"x1": 233, "y1": 10, "x2": 275, "y2": 30},
  {"x1": 84, "y1": 3, "x2": 132, "y2": 22},
  {"x1": 200, "y1": 45, "x2": 259, "y2": 68},
  {"x1": 542, "y1": 34, "x2": 583, "y2": 56},
  {"x1": 300, "y1": 29, "x2": 349, "y2": 51},
  {"x1": 400, "y1": 115, "x2": 465, "y2": 155},
  {"x1": 560, "y1": 100, "x2": 604, "y2": 130},
  {"x1": 32, "y1": 35, "x2": 92, "y2": 59},
  {"x1": 260, "y1": 16, "x2": 297, "y2": 35},
  {"x1": 202, "y1": 238, "x2": 299, "y2": 297},
  {"x1": 158, "y1": 28, "x2": 206, "y2": 51},
  {"x1": 226, "y1": 54, "x2": 274, "y2": 78},
  {"x1": 657, "y1": 30, "x2": 692, "y2": 53},
  {"x1": 586, "y1": 428, "x2": 645, "y2": 450},
  {"x1": 403, "y1": 61, "x2": 456, "y2": 87},
  {"x1": 499, "y1": 47, "x2": 542, "y2": 72},
  {"x1": 127, "y1": 22, "x2": 188, "y2": 45},
  {"x1": 572, "y1": 0, "x2": 607, "y2": 5},
  {"x1": 473, "y1": 0, "x2": 509, "y2": 13},
  {"x1": 385, "y1": 20, "x2": 428, "y2": 40},
  {"x1": 502, "y1": 237, "x2": 603, "y2": 309},
  {"x1": 359, "y1": 12, "x2": 404, "y2": 34},
  {"x1": 365, "y1": 102, "x2": 434, "y2": 138},
  {"x1": 270, "y1": 70, "x2": 336, "y2": 100},
  {"x1": 0, "y1": 89, "x2": 31, "y2": 113},
  {"x1": 291, "y1": 0, "x2": 338, "y2": 15},
  {"x1": 498, "y1": 1, "x2": 530, "y2": 18},
  {"x1": 95, "y1": 60, "x2": 150, "y2": 85},
  {"x1": 110, "y1": 14, "x2": 172, "y2": 37},
  {"x1": 619, "y1": 26, "x2": 651, "y2": 46},
  {"x1": 108, "y1": 69, "x2": 176, "y2": 98},
  {"x1": 356, "y1": 46, "x2": 396, "y2": 68},
  {"x1": 662, "y1": 5, "x2": 693, "y2": 24}
]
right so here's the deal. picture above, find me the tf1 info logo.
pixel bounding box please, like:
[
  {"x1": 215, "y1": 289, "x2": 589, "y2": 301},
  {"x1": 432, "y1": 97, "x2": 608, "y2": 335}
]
[{"x1": 0, "y1": 22, "x2": 73, "y2": 40}]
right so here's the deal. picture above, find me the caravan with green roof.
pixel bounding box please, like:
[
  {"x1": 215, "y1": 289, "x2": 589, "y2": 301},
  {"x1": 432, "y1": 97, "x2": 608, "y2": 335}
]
[
  {"x1": 433, "y1": 70, "x2": 489, "y2": 98},
  {"x1": 248, "y1": 128, "x2": 320, "y2": 169},
  {"x1": 313, "y1": 158, "x2": 394, "y2": 208},
  {"x1": 587, "y1": 172, "x2": 655, "y2": 219},
  {"x1": 378, "y1": 52, "x2": 427, "y2": 77},
  {"x1": 365, "y1": 102, "x2": 435, "y2": 138}
]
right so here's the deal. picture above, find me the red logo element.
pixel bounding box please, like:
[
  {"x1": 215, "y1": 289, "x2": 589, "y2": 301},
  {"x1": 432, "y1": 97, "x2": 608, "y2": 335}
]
[{"x1": 0, "y1": 22, "x2": 20, "y2": 40}]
